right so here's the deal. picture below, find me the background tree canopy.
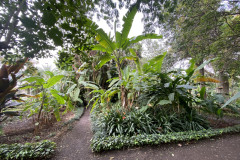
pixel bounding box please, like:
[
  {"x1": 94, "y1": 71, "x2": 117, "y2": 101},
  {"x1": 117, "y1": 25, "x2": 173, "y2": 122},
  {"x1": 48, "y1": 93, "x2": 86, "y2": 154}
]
[
  {"x1": 0, "y1": 0, "x2": 181, "y2": 62},
  {"x1": 0, "y1": 0, "x2": 97, "y2": 61}
]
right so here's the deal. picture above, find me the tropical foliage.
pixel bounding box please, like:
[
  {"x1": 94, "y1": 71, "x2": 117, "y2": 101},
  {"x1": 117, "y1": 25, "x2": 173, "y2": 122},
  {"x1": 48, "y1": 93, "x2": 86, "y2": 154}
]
[
  {"x1": 87, "y1": 4, "x2": 162, "y2": 109},
  {"x1": 21, "y1": 71, "x2": 72, "y2": 122},
  {"x1": 0, "y1": 0, "x2": 240, "y2": 156},
  {"x1": 0, "y1": 140, "x2": 56, "y2": 159}
]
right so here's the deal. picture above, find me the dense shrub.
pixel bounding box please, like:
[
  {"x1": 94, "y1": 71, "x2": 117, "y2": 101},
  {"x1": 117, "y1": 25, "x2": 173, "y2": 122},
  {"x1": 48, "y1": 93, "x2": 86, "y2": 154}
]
[
  {"x1": 91, "y1": 107, "x2": 159, "y2": 137},
  {"x1": 150, "y1": 107, "x2": 209, "y2": 133},
  {"x1": 91, "y1": 105, "x2": 210, "y2": 138},
  {"x1": 0, "y1": 140, "x2": 56, "y2": 160}
]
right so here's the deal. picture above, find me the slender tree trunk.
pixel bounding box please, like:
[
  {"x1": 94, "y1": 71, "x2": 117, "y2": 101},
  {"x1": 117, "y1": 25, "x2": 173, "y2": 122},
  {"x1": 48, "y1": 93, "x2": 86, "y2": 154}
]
[
  {"x1": 197, "y1": 59, "x2": 206, "y2": 99},
  {"x1": 116, "y1": 62, "x2": 128, "y2": 109},
  {"x1": 218, "y1": 71, "x2": 229, "y2": 98},
  {"x1": 38, "y1": 87, "x2": 45, "y2": 121}
]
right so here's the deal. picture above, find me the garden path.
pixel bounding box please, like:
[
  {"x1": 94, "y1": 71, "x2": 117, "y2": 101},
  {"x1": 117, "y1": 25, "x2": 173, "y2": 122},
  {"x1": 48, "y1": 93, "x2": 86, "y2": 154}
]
[{"x1": 53, "y1": 109, "x2": 240, "y2": 160}]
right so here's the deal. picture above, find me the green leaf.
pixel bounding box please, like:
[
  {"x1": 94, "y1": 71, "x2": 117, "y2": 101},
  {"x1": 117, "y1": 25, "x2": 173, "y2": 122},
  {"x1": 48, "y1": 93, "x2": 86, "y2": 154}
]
[
  {"x1": 95, "y1": 53, "x2": 114, "y2": 70},
  {"x1": 22, "y1": 76, "x2": 44, "y2": 85},
  {"x1": 109, "y1": 78, "x2": 119, "y2": 88},
  {"x1": 127, "y1": 34, "x2": 162, "y2": 48},
  {"x1": 53, "y1": 109, "x2": 61, "y2": 121},
  {"x1": 177, "y1": 85, "x2": 196, "y2": 90},
  {"x1": 67, "y1": 84, "x2": 77, "y2": 94},
  {"x1": 91, "y1": 98, "x2": 100, "y2": 113},
  {"x1": 222, "y1": 92, "x2": 240, "y2": 108},
  {"x1": 20, "y1": 16, "x2": 37, "y2": 29},
  {"x1": 50, "y1": 89, "x2": 65, "y2": 104},
  {"x1": 42, "y1": 11, "x2": 57, "y2": 26},
  {"x1": 79, "y1": 81, "x2": 99, "y2": 90},
  {"x1": 158, "y1": 100, "x2": 172, "y2": 105},
  {"x1": 143, "y1": 52, "x2": 167, "y2": 73},
  {"x1": 92, "y1": 44, "x2": 110, "y2": 53},
  {"x1": 89, "y1": 89, "x2": 104, "y2": 95},
  {"x1": 199, "y1": 87, "x2": 206, "y2": 100},
  {"x1": 72, "y1": 88, "x2": 80, "y2": 101},
  {"x1": 45, "y1": 71, "x2": 54, "y2": 77},
  {"x1": 129, "y1": 49, "x2": 142, "y2": 73},
  {"x1": 186, "y1": 59, "x2": 196, "y2": 75},
  {"x1": 95, "y1": 29, "x2": 115, "y2": 52},
  {"x1": 115, "y1": 31, "x2": 122, "y2": 48},
  {"x1": 48, "y1": 28, "x2": 63, "y2": 46},
  {"x1": 43, "y1": 75, "x2": 64, "y2": 88},
  {"x1": 120, "y1": 6, "x2": 138, "y2": 47},
  {"x1": 168, "y1": 93, "x2": 175, "y2": 101},
  {"x1": 107, "y1": 90, "x2": 120, "y2": 102}
]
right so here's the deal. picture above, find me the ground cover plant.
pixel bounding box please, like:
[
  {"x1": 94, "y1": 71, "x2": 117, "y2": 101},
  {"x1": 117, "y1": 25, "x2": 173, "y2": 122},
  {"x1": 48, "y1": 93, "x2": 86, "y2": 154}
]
[{"x1": 0, "y1": 140, "x2": 56, "y2": 160}]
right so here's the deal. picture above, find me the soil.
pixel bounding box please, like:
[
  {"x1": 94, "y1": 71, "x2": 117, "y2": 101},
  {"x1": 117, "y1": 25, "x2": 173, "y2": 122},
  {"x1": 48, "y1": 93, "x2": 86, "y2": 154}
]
[
  {"x1": 53, "y1": 110, "x2": 240, "y2": 160},
  {"x1": 0, "y1": 111, "x2": 75, "y2": 144},
  {"x1": 1, "y1": 110, "x2": 240, "y2": 160}
]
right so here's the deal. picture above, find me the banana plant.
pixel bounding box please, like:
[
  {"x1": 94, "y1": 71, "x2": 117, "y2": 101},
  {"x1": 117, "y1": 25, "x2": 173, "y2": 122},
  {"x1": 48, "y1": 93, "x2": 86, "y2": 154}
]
[
  {"x1": 21, "y1": 71, "x2": 70, "y2": 122},
  {"x1": 66, "y1": 68, "x2": 99, "y2": 106},
  {"x1": 86, "y1": 4, "x2": 162, "y2": 108}
]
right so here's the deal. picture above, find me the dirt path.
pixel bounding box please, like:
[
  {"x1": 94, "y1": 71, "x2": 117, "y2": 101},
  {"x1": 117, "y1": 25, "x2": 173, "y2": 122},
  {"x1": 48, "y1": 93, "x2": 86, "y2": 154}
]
[{"x1": 53, "y1": 110, "x2": 240, "y2": 160}]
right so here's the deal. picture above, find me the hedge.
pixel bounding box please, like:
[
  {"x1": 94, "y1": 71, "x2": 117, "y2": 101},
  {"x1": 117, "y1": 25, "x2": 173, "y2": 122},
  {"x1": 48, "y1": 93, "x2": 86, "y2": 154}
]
[
  {"x1": 91, "y1": 124, "x2": 240, "y2": 152},
  {"x1": 0, "y1": 140, "x2": 56, "y2": 160}
]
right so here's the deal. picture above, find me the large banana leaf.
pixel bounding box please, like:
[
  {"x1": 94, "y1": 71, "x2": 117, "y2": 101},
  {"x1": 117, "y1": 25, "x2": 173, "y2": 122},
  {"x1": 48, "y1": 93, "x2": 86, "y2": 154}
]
[
  {"x1": 143, "y1": 52, "x2": 167, "y2": 73},
  {"x1": 117, "y1": 6, "x2": 138, "y2": 48},
  {"x1": 221, "y1": 92, "x2": 240, "y2": 108},
  {"x1": 115, "y1": 31, "x2": 122, "y2": 48},
  {"x1": 22, "y1": 76, "x2": 44, "y2": 86},
  {"x1": 72, "y1": 88, "x2": 80, "y2": 102},
  {"x1": 43, "y1": 75, "x2": 64, "y2": 88},
  {"x1": 92, "y1": 44, "x2": 111, "y2": 53},
  {"x1": 78, "y1": 81, "x2": 99, "y2": 90},
  {"x1": 95, "y1": 29, "x2": 115, "y2": 52},
  {"x1": 185, "y1": 59, "x2": 195, "y2": 75},
  {"x1": 195, "y1": 58, "x2": 216, "y2": 73},
  {"x1": 50, "y1": 89, "x2": 65, "y2": 105},
  {"x1": 129, "y1": 49, "x2": 141, "y2": 73},
  {"x1": 67, "y1": 84, "x2": 77, "y2": 94},
  {"x1": 86, "y1": 18, "x2": 115, "y2": 53},
  {"x1": 128, "y1": 34, "x2": 162, "y2": 47},
  {"x1": 95, "y1": 53, "x2": 114, "y2": 70},
  {"x1": 185, "y1": 58, "x2": 217, "y2": 81}
]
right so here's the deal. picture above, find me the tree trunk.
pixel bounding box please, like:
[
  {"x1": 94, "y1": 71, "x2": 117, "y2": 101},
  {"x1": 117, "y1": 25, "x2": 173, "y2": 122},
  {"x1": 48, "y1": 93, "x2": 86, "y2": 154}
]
[
  {"x1": 217, "y1": 71, "x2": 229, "y2": 97},
  {"x1": 197, "y1": 59, "x2": 206, "y2": 99},
  {"x1": 116, "y1": 62, "x2": 128, "y2": 109}
]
